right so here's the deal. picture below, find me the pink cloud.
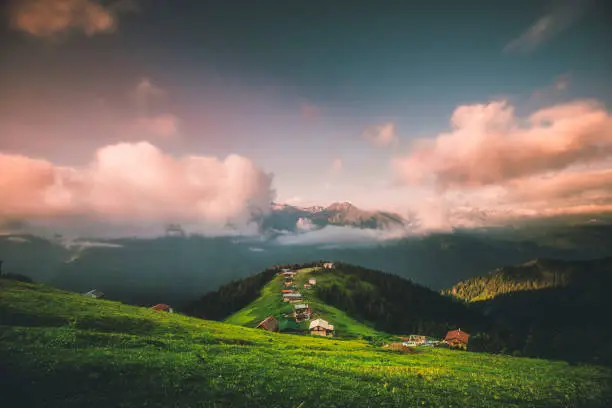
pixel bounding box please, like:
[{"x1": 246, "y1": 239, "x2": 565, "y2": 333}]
[
  {"x1": 130, "y1": 114, "x2": 180, "y2": 138},
  {"x1": 363, "y1": 122, "x2": 397, "y2": 147},
  {"x1": 0, "y1": 142, "x2": 275, "y2": 233},
  {"x1": 9, "y1": 0, "x2": 136, "y2": 38},
  {"x1": 392, "y1": 98, "x2": 612, "y2": 224},
  {"x1": 393, "y1": 99, "x2": 612, "y2": 189}
]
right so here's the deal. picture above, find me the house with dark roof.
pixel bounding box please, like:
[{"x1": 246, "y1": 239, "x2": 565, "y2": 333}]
[
  {"x1": 294, "y1": 303, "x2": 311, "y2": 321},
  {"x1": 444, "y1": 329, "x2": 470, "y2": 350},
  {"x1": 151, "y1": 304, "x2": 174, "y2": 313},
  {"x1": 256, "y1": 316, "x2": 279, "y2": 332}
]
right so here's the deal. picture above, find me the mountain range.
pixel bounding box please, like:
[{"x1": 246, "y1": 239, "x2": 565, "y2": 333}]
[{"x1": 260, "y1": 201, "x2": 409, "y2": 233}]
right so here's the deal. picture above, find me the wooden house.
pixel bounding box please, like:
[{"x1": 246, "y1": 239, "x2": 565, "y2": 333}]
[
  {"x1": 83, "y1": 289, "x2": 104, "y2": 299},
  {"x1": 294, "y1": 303, "x2": 311, "y2": 321},
  {"x1": 308, "y1": 278, "x2": 317, "y2": 285},
  {"x1": 256, "y1": 316, "x2": 279, "y2": 332},
  {"x1": 282, "y1": 293, "x2": 303, "y2": 302},
  {"x1": 309, "y1": 318, "x2": 334, "y2": 337},
  {"x1": 151, "y1": 304, "x2": 173, "y2": 313},
  {"x1": 444, "y1": 329, "x2": 470, "y2": 350}
]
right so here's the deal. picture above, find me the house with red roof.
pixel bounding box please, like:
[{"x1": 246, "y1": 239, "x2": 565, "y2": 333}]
[
  {"x1": 444, "y1": 328, "x2": 470, "y2": 350},
  {"x1": 151, "y1": 304, "x2": 173, "y2": 313},
  {"x1": 256, "y1": 316, "x2": 279, "y2": 332}
]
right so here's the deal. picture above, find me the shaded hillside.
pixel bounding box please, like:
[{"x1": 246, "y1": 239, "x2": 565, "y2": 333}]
[
  {"x1": 312, "y1": 263, "x2": 487, "y2": 338},
  {"x1": 445, "y1": 257, "x2": 612, "y2": 364},
  {"x1": 2, "y1": 280, "x2": 611, "y2": 407},
  {"x1": 443, "y1": 257, "x2": 612, "y2": 301}
]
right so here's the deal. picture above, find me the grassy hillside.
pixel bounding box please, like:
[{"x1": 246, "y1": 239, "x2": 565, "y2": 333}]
[
  {"x1": 1, "y1": 279, "x2": 611, "y2": 407},
  {"x1": 224, "y1": 266, "x2": 381, "y2": 338}
]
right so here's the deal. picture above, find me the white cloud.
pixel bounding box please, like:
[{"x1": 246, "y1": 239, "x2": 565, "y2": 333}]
[
  {"x1": 362, "y1": 122, "x2": 397, "y2": 147},
  {"x1": 275, "y1": 225, "x2": 412, "y2": 246}
]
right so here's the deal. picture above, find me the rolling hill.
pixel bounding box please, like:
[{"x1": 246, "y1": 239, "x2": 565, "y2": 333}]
[
  {"x1": 443, "y1": 257, "x2": 612, "y2": 302},
  {"x1": 185, "y1": 262, "x2": 485, "y2": 340},
  {"x1": 444, "y1": 257, "x2": 612, "y2": 364},
  {"x1": 1, "y1": 278, "x2": 611, "y2": 407}
]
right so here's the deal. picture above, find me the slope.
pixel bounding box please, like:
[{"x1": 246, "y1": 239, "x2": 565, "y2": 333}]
[
  {"x1": 1, "y1": 279, "x2": 611, "y2": 407},
  {"x1": 224, "y1": 266, "x2": 381, "y2": 338},
  {"x1": 443, "y1": 257, "x2": 612, "y2": 364},
  {"x1": 443, "y1": 257, "x2": 612, "y2": 302}
]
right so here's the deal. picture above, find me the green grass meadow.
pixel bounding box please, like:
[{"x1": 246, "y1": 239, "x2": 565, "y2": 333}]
[{"x1": 1, "y1": 278, "x2": 611, "y2": 407}]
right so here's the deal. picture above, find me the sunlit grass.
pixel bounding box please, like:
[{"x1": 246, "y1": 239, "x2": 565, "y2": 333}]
[{"x1": 1, "y1": 279, "x2": 611, "y2": 407}]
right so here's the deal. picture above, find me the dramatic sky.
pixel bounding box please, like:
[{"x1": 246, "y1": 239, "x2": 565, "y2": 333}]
[{"x1": 1, "y1": 0, "x2": 612, "y2": 235}]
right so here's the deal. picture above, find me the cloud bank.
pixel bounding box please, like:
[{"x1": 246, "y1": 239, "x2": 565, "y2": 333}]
[
  {"x1": 9, "y1": 0, "x2": 137, "y2": 38},
  {"x1": 0, "y1": 142, "x2": 275, "y2": 236},
  {"x1": 393, "y1": 98, "x2": 612, "y2": 223}
]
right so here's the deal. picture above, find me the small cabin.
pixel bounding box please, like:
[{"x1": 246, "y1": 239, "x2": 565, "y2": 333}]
[
  {"x1": 444, "y1": 329, "x2": 470, "y2": 350},
  {"x1": 280, "y1": 271, "x2": 296, "y2": 277},
  {"x1": 151, "y1": 304, "x2": 173, "y2": 313},
  {"x1": 83, "y1": 289, "x2": 104, "y2": 299},
  {"x1": 309, "y1": 318, "x2": 334, "y2": 337},
  {"x1": 303, "y1": 283, "x2": 312, "y2": 289},
  {"x1": 323, "y1": 262, "x2": 334, "y2": 269},
  {"x1": 308, "y1": 278, "x2": 317, "y2": 285},
  {"x1": 256, "y1": 316, "x2": 279, "y2": 332},
  {"x1": 294, "y1": 303, "x2": 311, "y2": 321},
  {"x1": 282, "y1": 293, "x2": 304, "y2": 303}
]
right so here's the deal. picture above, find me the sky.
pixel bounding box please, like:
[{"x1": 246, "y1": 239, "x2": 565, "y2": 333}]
[{"x1": 1, "y1": 0, "x2": 612, "y2": 235}]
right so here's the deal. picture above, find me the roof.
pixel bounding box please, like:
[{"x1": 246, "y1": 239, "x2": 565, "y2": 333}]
[
  {"x1": 309, "y1": 318, "x2": 334, "y2": 331},
  {"x1": 294, "y1": 303, "x2": 309, "y2": 310},
  {"x1": 281, "y1": 289, "x2": 294, "y2": 293},
  {"x1": 444, "y1": 329, "x2": 470, "y2": 343},
  {"x1": 256, "y1": 316, "x2": 278, "y2": 331},
  {"x1": 282, "y1": 293, "x2": 303, "y2": 298},
  {"x1": 84, "y1": 289, "x2": 104, "y2": 297},
  {"x1": 151, "y1": 304, "x2": 171, "y2": 311}
]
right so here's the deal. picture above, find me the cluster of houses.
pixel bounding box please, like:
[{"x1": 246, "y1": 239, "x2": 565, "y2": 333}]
[
  {"x1": 256, "y1": 264, "x2": 336, "y2": 337},
  {"x1": 398, "y1": 329, "x2": 471, "y2": 350}
]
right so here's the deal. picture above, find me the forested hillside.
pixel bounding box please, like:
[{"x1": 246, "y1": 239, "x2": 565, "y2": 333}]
[
  {"x1": 443, "y1": 257, "x2": 612, "y2": 301},
  {"x1": 311, "y1": 263, "x2": 488, "y2": 337},
  {"x1": 445, "y1": 257, "x2": 612, "y2": 364}
]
